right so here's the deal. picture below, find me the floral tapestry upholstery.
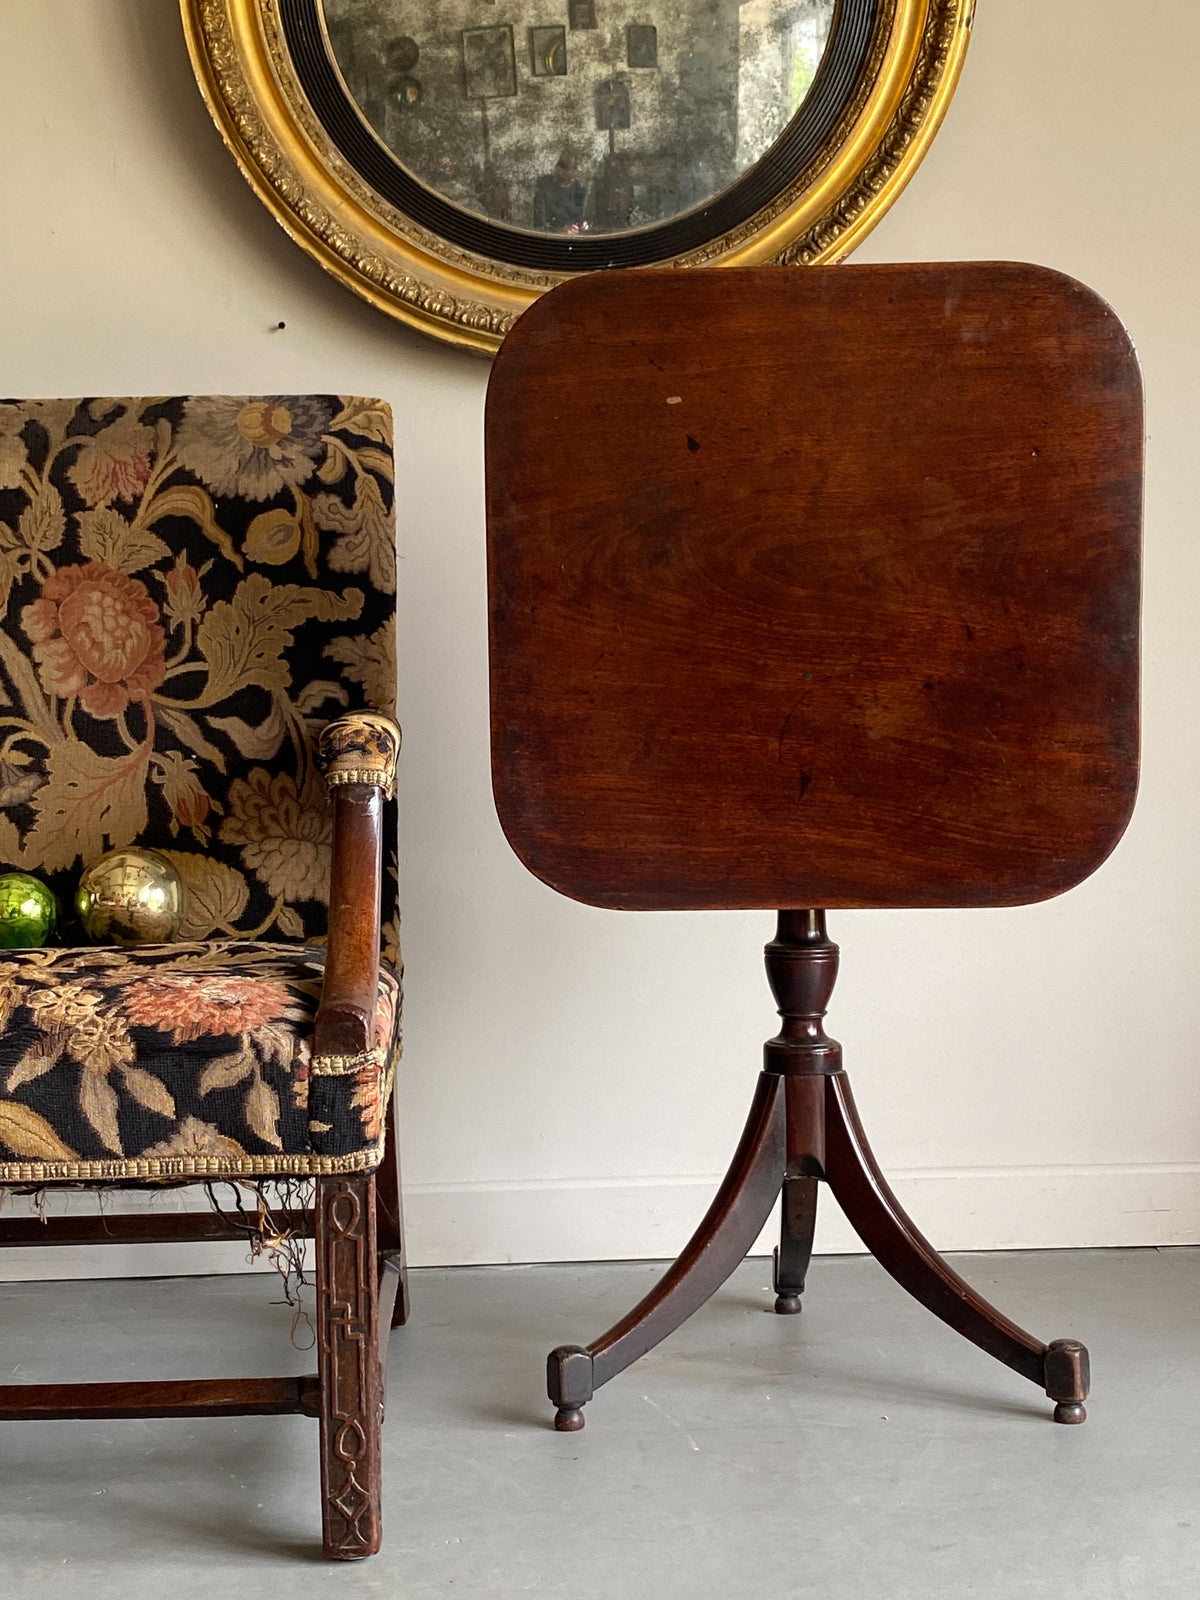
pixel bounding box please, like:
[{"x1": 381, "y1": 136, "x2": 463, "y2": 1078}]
[
  {"x1": 0, "y1": 942, "x2": 400, "y2": 1182},
  {"x1": 0, "y1": 395, "x2": 398, "y2": 958},
  {"x1": 0, "y1": 396, "x2": 400, "y2": 1181}
]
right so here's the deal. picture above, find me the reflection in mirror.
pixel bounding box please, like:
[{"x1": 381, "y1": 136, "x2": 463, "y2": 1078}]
[{"x1": 322, "y1": 1, "x2": 835, "y2": 237}]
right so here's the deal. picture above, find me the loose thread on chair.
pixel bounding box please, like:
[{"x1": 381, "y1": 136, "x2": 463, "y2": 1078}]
[{"x1": 203, "y1": 1178, "x2": 317, "y2": 1349}]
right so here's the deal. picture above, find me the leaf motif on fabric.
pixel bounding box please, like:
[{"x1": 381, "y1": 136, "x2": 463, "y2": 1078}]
[
  {"x1": 0, "y1": 751, "x2": 41, "y2": 808},
  {"x1": 198, "y1": 1050, "x2": 254, "y2": 1096},
  {"x1": 0, "y1": 1100, "x2": 78, "y2": 1162},
  {"x1": 296, "y1": 487, "x2": 321, "y2": 578},
  {"x1": 6, "y1": 1043, "x2": 64, "y2": 1094},
  {"x1": 0, "y1": 811, "x2": 28, "y2": 871},
  {"x1": 157, "y1": 852, "x2": 249, "y2": 939},
  {"x1": 154, "y1": 415, "x2": 173, "y2": 465},
  {"x1": 153, "y1": 704, "x2": 229, "y2": 776},
  {"x1": 275, "y1": 904, "x2": 305, "y2": 940},
  {"x1": 350, "y1": 1067, "x2": 385, "y2": 1146},
  {"x1": 382, "y1": 914, "x2": 401, "y2": 973},
  {"x1": 353, "y1": 444, "x2": 394, "y2": 483},
  {"x1": 79, "y1": 1071, "x2": 123, "y2": 1154},
  {"x1": 16, "y1": 483, "x2": 65, "y2": 554},
  {"x1": 208, "y1": 693, "x2": 288, "y2": 761},
  {"x1": 139, "y1": 483, "x2": 242, "y2": 571},
  {"x1": 0, "y1": 429, "x2": 28, "y2": 493},
  {"x1": 24, "y1": 740, "x2": 150, "y2": 874},
  {"x1": 0, "y1": 629, "x2": 60, "y2": 743},
  {"x1": 245, "y1": 1078, "x2": 283, "y2": 1150},
  {"x1": 197, "y1": 572, "x2": 362, "y2": 701},
  {"x1": 0, "y1": 544, "x2": 23, "y2": 617},
  {"x1": 85, "y1": 398, "x2": 125, "y2": 425},
  {"x1": 120, "y1": 1065, "x2": 177, "y2": 1121},
  {"x1": 329, "y1": 399, "x2": 392, "y2": 446},
  {"x1": 139, "y1": 1115, "x2": 247, "y2": 1163},
  {"x1": 253, "y1": 1020, "x2": 296, "y2": 1067},
  {"x1": 324, "y1": 623, "x2": 396, "y2": 710},
  {"x1": 316, "y1": 437, "x2": 348, "y2": 484},
  {"x1": 21, "y1": 399, "x2": 79, "y2": 443},
  {"x1": 316, "y1": 473, "x2": 395, "y2": 595},
  {"x1": 296, "y1": 679, "x2": 348, "y2": 716},
  {"x1": 78, "y1": 507, "x2": 171, "y2": 573},
  {"x1": 0, "y1": 976, "x2": 23, "y2": 1034}
]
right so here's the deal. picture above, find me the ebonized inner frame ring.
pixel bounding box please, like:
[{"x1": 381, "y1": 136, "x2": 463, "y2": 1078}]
[{"x1": 280, "y1": 0, "x2": 879, "y2": 273}]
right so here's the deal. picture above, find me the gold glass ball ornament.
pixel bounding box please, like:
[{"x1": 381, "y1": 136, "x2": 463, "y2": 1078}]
[
  {"x1": 0, "y1": 872, "x2": 58, "y2": 948},
  {"x1": 75, "y1": 847, "x2": 185, "y2": 945}
]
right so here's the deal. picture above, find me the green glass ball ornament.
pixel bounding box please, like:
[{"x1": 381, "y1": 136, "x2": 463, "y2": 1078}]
[
  {"x1": 0, "y1": 872, "x2": 58, "y2": 948},
  {"x1": 75, "y1": 847, "x2": 185, "y2": 945}
]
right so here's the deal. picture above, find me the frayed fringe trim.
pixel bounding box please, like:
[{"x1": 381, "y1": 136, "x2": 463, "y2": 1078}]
[{"x1": 203, "y1": 1177, "x2": 317, "y2": 1348}]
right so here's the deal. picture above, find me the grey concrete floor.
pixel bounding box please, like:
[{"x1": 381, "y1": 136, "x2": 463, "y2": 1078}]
[{"x1": 1, "y1": 1248, "x2": 1197, "y2": 1598}]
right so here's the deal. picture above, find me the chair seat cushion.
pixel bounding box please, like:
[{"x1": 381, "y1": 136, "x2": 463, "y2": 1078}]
[{"x1": 0, "y1": 941, "x2": 400, "y2": 1183}]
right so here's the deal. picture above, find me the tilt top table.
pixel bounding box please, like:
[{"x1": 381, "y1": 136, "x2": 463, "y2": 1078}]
[{"x1": 484, "y1": 263, "x2": 1142, "y2": 1431}]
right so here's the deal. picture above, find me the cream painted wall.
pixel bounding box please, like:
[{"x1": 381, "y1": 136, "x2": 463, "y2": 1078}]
[{"x1": 1, "y1": 1, "x2": 1198, "y2": 1278}]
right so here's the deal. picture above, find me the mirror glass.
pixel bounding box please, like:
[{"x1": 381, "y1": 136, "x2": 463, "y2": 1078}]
[{"x1": 322, "y1": 1, "x2": 836, "y2": 237}]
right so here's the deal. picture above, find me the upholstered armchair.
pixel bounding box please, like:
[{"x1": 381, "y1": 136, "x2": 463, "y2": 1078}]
[{"x1": 0, "y1": 395, "x2": 404, "y2": 1560}]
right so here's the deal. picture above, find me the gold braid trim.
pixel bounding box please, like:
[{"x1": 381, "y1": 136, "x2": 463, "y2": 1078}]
[
  {"x1": 0, "y1": 1147, "x2": 387, "y2": 1185},
  {"x1": 310, "y1": 1046, "x2": 383, "y2": 1078}
]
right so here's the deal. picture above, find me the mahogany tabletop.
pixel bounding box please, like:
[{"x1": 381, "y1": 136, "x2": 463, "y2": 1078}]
[{"x1": 486, "y1": 264, "x2": 1142, "y2": 911}]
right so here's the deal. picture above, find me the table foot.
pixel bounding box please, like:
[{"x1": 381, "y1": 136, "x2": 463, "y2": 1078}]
[
  {"x1": 772, "y1": 1172, "x2": 818, "y2": 1315},
  {"x1": 1045, "y1": 1337, "x2": 1090, "y2": 1424},
  {"x1": 545, "y1": 1074, "x2": 786, "y2": 1426},
  {"x1": 1053, "y1": 1401, "x2": 1087, "y2": 1424}
]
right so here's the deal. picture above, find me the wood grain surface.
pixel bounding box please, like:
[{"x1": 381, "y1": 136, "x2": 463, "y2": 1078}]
[{"x1": 486, "y1": 264, "x2": 1142, "y2": 910}]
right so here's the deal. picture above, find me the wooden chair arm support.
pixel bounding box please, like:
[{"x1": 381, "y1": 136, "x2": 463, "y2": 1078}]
[{"x1": 313, "y1": 784, "x2": 384, "y2": 1059}]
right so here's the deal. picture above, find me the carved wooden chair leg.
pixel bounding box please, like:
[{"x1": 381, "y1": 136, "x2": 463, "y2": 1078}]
[
  {"x1": 547, "y1": 1071, "x2": 787, "y2": 1431},
  {"x1": 376, "y1": 1093, "x2": 410, "y2": 1328},
  {"x1": 315, "y1": 1174, "x2": 384, "y2": 1560},
  {"x1": 822, "y1": 1073, "x2": 1091, "y2": 1423},
  {"x1": 773, "y1": 1174, "x2": 819, "y2": 1315}
]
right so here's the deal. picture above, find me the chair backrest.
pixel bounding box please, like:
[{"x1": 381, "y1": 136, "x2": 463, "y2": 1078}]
[
  {"x1": 0, "y1": 395, "x2": 397, "y2": 956},
  {"x1": 485, "y1": 265, "x2": 1143, "y2": 911}
]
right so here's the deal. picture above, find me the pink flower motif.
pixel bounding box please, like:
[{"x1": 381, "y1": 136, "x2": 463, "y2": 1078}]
[
  {"x1": 23, "y1": 562, "x2": 167, "y2": 718},
  {"x1": 121, "y1": 973, "x2": 291, "y2": 1043},
  {"x1": 163, "y1": 553, "x2": 205, "y2": 628},
  {"x1": 156, "y1": 750, "x2": 211, "y2": 832},
  {"x1": 174, "y1": 778, "x2": 210, "y2": 830},
  {"x1": 68, "y1": 417, "x2": 154, "y2": 507}
]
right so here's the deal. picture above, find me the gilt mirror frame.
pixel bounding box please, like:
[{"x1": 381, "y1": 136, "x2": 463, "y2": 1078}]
[{"x1": 182, "y1": 1, "x2": 974, "y2": 355}]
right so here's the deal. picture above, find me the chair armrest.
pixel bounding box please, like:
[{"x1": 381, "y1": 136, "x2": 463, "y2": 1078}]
[{"x1": 313, "y1": 714, "x2": 401, "y2": 1059}]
